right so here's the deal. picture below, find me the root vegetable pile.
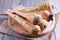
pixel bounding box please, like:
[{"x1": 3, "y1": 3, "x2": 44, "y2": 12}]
[{"x1": 6, "y1": 1, "x2": 53, "y2": 36}]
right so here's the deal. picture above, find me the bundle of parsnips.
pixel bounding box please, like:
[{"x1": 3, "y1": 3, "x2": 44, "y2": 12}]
[{"x1": 6, "y1": 1, "x2": 54, "y2": 36}]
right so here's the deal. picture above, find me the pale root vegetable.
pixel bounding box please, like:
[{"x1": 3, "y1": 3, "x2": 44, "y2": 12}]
[
  {"x1": 8, "y1": 3, "x2": 53, "y2": 24},
  {"x1": 5, "y1": 1, "x2": 54, "y2": 35},
  {"x1": 40, "y1": 20, "x2": 48, "y2": 27},
  {"x1": 39, "y1": 19, "x2": 49, "y2": 31},
  {"x1": 7, "y1": 9, "x2": 42, "y2": 25},
  {"x1": 38, "y1": 10, "x2": 50, "y2": 30},
  {"x1": 38, "y1": 10, "x2": 53, "y2": 22},
  {"x1": 7, "y1": 9, "x2": 50, "y2": 31},
  {"x1": 8, "y1": 17, "x2": 30, "y2": 35},
  {"x1": 6, "y1": 10, "x2": 41, "y2": 35},
  {"x1": 38, "y1": 10, "x2": 51, "y2": 21}
]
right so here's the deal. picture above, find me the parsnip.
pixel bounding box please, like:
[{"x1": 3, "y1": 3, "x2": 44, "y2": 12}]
[
  {"x1": 38, "y1": 10, "x2": 50, "y2": 21},
  {"x1": 7, "y1": 9, "x2": 42, "y2": 25},
  {"x1": 8, "y1": 9, "x2": 50, "y2": 30},
  {"x1": 39, "y1": 18, "x2": 48, "y2": 31},
  {"x1": 8, "y1": 17, "x2": 30, "y2": 35},
  {"x1": 7, "y1": 9, "x2": 49, "y2": 31},
  {"x1": 38, "y1": 10, "x2": 53, "y2": 22},
  {"x1": 41, "y1": 20, "x2": 48, "y2": 27},
  {"x1": 6, "y1": 10, "x2": 41, "y2": 35}
]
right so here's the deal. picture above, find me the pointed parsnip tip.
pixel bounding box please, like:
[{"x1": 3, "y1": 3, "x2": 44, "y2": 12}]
[
  {"x1": 6, "y1": 9, "x2": 11, "y2": 13},
  {"x1": 6, "y1": 9, "x2": 15, "y2": 13}
]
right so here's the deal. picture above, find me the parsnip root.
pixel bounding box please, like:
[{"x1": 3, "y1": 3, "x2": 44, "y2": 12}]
[{"x1": 6, "y1": 10, "x2": 41, "y2": 35}]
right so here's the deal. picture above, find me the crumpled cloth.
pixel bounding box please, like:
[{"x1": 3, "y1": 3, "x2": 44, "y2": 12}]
[{"x1": 0, "y1": 20, "x2": 53, "y2": 40}]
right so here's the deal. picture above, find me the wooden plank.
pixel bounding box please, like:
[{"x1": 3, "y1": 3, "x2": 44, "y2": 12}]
[
  {"x1": 13, "y1": 37, "x2": 24, "y2": 40},
  {"x1": 3, "y1": 35, "x2": 14, "y2": 40},
  {"x1": 11, "y1": 0, "x2": 19, "y2": 9},
  {"x1": 2, "y1": 0, "x2": 12, "y2": 14},
  {"x1": 3, "y1": 35, "x2": 24, "y2": 40},
  {"x1": 0, "y1": 0, "x2": 5, "y2": 14},
  {"x1": 0, "y1": 34, "x2": 4, "y2": 40},
  {"x1": 0, "y1": 14, "x2": 7, "y2": 16}
]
